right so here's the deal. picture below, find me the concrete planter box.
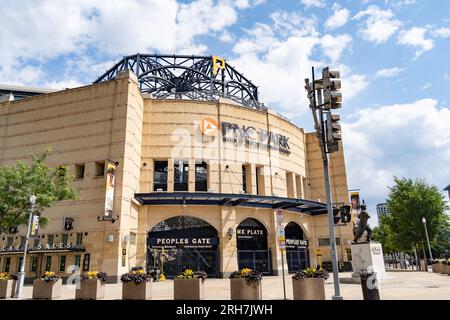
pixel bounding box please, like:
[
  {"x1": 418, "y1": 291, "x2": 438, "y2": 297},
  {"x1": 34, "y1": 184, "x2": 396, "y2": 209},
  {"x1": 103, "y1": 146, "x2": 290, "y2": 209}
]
[
  {"x1": 0, "y1": 280, "x2": 16, "y2": 299},
  {"x1": 431, "y1": 263, "x2": 439, "y2": 273},
  {"x1": 440, "y1": 264, "x2": 448, "y2": 274},
  {"x1": 32, "y1": 279, "x2": 62, "y2": 300},
  {"x1": 443, "y1": 264, "x2": 450, "y2": 275},
  {"x1": 122, "y1": 281, "x2": 152, "y2": 300},
  {"x1": 75, "y1": 279, "x2": 106, "y2": 300},
  {"x1": 230, "y1": 278, "x2": 262, "y2": 300},
  {"x1": 174, "y1": 279, "x2": 205, "y2": 300},
  {"x1": 292, "y1": 278, "x2": 326, "y2": 300}
]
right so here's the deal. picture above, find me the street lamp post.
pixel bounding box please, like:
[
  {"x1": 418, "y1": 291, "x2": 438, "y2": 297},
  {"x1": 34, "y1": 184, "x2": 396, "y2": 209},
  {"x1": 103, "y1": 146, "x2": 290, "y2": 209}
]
[
  {"x1": 13, "y1": 194, "x2": 36, "y2": 299},
  {"x1": 421, "y1": 217, "x2": 433, "y2": 267}
]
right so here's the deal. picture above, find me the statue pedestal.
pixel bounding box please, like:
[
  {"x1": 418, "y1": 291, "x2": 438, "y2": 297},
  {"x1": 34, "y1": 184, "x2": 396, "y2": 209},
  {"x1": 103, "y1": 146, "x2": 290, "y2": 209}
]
[{"x1": 351, "y1": 241, "x2": 386, "y2": 281}]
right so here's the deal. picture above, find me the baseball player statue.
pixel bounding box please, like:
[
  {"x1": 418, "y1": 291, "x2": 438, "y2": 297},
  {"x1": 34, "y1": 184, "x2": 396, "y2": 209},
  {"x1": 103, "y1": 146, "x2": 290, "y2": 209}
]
[{"x1": 351, "y1": 196, "x2": 372, "y2": 243}]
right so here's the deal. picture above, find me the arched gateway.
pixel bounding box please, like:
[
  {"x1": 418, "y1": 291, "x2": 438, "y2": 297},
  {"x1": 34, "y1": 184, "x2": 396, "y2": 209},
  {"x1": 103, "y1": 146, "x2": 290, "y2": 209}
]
[
  {"x1": 236, "y1": 218, "x2": 272, "y2": 274},
  {"x1": 284, "y1": 221, "x2": 310, "y2": 272},
  {"x1": 147, "y1": 216, "x2": 219, "y2": 278}
]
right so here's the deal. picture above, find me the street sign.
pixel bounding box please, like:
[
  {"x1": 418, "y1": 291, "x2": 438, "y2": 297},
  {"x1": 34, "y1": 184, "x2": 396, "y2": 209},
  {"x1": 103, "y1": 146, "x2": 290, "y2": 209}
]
[
  {"x1": 277, "y1": 228, "x2": 286, "y2": 251},
  {"x1": 276, "y1": 209, "x2": 284, "y2": 223}
]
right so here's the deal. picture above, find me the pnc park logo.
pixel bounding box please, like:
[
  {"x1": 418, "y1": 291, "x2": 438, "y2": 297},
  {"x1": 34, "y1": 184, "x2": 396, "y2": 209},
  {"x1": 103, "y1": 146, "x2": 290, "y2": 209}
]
[{"x1": 200, "y1": 118, "x2": 219, "y2": 136}]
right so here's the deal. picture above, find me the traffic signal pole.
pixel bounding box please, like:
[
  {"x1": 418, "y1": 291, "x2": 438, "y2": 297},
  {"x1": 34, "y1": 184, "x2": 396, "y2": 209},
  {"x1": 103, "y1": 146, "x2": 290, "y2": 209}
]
[{"x1": 307, "y1": 67, "x2": 343, "y2": 300}]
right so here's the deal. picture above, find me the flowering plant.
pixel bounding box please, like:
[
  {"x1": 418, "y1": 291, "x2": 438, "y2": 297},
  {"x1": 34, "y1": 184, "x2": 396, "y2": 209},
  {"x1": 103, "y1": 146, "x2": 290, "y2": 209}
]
[
  {"x1": 0, "y1": 272, "x2": 11, "y2": 280},
  {"x1": 80, "y1": 271, "x2": 109, "y2": 282},
  {"x1": 175, "y1": 269, "x2": 207, "y2": 281},
  {"x1": 39, "y1": 271, "x2": 60, "y2": 282},
  {"x1": 120, "y1": 266, "x2": 154, "y2": 284},
  {"x1": 292, "y1": 267, "x2": 329, "y2": 280},
  {"x1": 229, "y1": 268, "x2": 263, "y2": 286}
]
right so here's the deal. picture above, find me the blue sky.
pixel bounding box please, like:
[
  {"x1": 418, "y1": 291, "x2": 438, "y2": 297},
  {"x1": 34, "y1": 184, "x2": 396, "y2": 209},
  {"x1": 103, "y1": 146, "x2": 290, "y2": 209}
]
[{"x1": 1, "y1": 0, "x2": 450, "y2": 225}]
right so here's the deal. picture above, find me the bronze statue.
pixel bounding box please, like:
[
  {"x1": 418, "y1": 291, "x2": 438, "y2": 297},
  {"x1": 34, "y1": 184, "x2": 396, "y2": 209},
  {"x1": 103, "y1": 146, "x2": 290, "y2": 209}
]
[{"x1": 351, "y1": 195, "x2": 372, "y2": 243}]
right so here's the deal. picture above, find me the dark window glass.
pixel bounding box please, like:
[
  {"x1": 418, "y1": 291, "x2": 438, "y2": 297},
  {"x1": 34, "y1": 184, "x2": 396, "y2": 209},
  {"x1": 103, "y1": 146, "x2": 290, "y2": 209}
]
[
  {"x1": 174, "y1": 160, "x2": 189, "y2": 191},
  {"x1": 195, "y1": 162, "x2": 207, "y2": 191},
  {"x1": 45, "y1": 256, "x2": 52, "y2": 272},
  {"x1": 256, "y1": 166, "x2": 261, "y2": 195},
  {"x1": 6, "y1": 237, "x2": 13, "y2": 246},
  {"x1": 47, "y1": 234, "x2": 54, "y2": 246},
  {"x1": 95, "y1": 161, "x2": 105, "y2": 176},
  {"x1": 153, "y1": 161, "x2": 168, "y2": 191},
  {"x1": 76, "y1": 233, "x2": 83, "y2": 245},
  {"x1": 318, "y1": 238, "x2": 340, "y2": 247},
  {"x1": 242, "y1": 165, "x2": 247, "y2": 193},
  {"x1": 75, "y1": 164, "x2": 85, "y2": 179},
  {"x1": 4, "y1": 257, "x2": 11, "y2": 272},
  {"x1": 30, "y1": 257, "x2": 38, "y2": 272},
  {"x1": 62, "y1": 234, "x2": 68, "y2": 245},
  {"x1": 59, "y1": 256, "x2": 66, "y2": 272},
  {"x1": 74, "y1": 255, "x2": 81, "y2": 268}
]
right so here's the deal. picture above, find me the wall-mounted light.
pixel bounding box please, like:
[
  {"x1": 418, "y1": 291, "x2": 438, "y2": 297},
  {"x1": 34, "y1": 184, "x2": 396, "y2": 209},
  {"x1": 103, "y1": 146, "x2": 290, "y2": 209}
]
[
  {"x1": 106, "y1": 234, "x2": 114, "y2": 242},
  {"x1": 123, "y1": 235, "x2": 131, "y2": 243},
  {"x1": 227, "y1": 227, "x2": 234, "y2": 240},
  {"x1": 225, "y1": 165, "x2": 230, "y2": 171}
]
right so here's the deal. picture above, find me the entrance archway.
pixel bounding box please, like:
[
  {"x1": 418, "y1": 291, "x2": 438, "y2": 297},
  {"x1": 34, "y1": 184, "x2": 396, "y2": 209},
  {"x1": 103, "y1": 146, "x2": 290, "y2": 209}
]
[
  {"x1": 147, "y1": 216, "x2": 219, "y2": 278},
  {"x1": 236, "y1": 218, "x2": 271, "y2": 274},
  {"x1": 284, "y1": 221, "x2": 309, "y2": 273}
]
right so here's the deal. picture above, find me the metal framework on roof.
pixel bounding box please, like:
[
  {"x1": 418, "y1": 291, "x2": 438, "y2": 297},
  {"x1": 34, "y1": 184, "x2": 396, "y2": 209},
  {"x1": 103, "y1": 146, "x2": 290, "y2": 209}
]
[
  {"x1": 134, "y1": 192, "x2": 339, "y2": 216},
  {"x1": 94, "y1": 54, "x2": 264, "y2": 110}
]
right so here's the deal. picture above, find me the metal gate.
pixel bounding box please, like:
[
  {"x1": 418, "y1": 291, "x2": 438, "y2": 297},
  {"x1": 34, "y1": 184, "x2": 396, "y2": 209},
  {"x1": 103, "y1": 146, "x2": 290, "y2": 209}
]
[
  {"x1": 286, "y1": 249, "x2": 309, "y2": 273},
  {"x1": 237, "y1": 250, "x2": 272, "y2": 275},
  {"x1": 148, "y1": 248, "x2": 219, "y2": 278}
]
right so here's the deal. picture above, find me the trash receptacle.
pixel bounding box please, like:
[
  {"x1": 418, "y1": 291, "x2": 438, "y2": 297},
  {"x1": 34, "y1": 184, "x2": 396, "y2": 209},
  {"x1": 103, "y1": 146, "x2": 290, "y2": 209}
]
[{"x1": 360, "y1": 271, "x2": 380, "y2": 300}]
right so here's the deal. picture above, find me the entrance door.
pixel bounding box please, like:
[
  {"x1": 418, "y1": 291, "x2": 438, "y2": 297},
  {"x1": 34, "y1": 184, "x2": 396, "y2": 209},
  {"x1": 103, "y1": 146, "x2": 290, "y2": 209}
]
[
  {"x1": 285, "y1": 221, "x2": 309, "y2": 273},
  {"x1": 147, "y1": 216, "x2": 219, "y2": 278},
  {"x1": 236, "y1": 218, "x2": 271, "y2": 274}
]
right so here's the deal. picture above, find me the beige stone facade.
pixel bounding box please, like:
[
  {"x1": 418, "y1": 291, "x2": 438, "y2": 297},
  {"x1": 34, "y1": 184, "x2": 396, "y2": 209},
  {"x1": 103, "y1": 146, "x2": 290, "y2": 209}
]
[{"x1": 0, "y1": 71, "x2": 353, "y2": 281}]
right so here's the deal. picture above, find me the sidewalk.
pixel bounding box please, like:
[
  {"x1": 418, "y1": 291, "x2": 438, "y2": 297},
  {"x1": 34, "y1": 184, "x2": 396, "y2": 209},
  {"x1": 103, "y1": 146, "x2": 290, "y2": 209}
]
[{"x1": 4, "y1": 271, "x2": 450, "y2": 300}]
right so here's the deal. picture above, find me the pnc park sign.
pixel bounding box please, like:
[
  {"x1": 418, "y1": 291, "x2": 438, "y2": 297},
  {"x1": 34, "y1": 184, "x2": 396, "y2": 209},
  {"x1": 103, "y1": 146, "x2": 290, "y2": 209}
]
[{"x1": 200, "y1": 118, "x2": 291, "y2": 156}]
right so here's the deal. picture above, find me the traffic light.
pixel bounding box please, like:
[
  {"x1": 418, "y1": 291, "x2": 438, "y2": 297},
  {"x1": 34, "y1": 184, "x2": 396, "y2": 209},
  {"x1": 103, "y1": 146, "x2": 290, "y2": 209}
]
[
  {"x1": 326, "y1": 112, "x2": 342, "y2": 153},
  {"x1": 322, "y1": 67, "x2": 342, "y2": 109},
  {"x1": 62, "y1": 217, "x2": 74, "y2": 231},
  {"x1": 333, "y1": 208, "x2": 340, "y2": 224},
  {"x1": 339, "y1": 205, "x2": 351, "y2": 223}
]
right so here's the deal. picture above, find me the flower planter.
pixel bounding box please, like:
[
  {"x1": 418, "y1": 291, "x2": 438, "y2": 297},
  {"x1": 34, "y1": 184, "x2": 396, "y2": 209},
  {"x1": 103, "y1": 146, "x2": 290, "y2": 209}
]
[
  {"x1": 292, "y1": 278, "x2": 326, "y2": 300},
  {"x1": 174, "y1": 279, "x2": 205, "y2": 300},
  {"x1": 0, "y1": 280, "x2": 16, "y2": 299},
  {"x1": 431, "y1": 263, "x2": 439, "y2": 273},
  {"x1": 440, "y1": 264, "x2": 448, "y2": 274},
  {"x1": 32, "y1": 279, "x2": 62, "y2": 300},
  {"x1": 122, "y1": 281, "x2": 152, "y2": 300},
  {"x1": 230, "y1": 278, "x2": 262, "y2": 300},
  {"x1": 75, "y1": 279, "x2": 105, "y2": 300}
]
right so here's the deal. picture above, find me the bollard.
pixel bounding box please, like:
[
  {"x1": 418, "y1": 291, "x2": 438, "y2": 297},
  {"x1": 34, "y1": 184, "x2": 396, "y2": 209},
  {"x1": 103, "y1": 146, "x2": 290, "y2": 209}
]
[{"x1": 359, "y1": 271, "x2": 380, "y2": 300}]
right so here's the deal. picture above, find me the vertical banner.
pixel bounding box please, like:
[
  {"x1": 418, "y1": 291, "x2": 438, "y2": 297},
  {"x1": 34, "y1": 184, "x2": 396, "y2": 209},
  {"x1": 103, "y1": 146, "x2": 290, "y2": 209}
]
[
  {"x1": 277, "y1": 227, "x2": 286, "y2": 251},
  {"x1": 30, "y1": 212, "x2": 40, "y2": 239},
  {"x1": 104, "y1": 160, "x2": 117, "y2": 218}
]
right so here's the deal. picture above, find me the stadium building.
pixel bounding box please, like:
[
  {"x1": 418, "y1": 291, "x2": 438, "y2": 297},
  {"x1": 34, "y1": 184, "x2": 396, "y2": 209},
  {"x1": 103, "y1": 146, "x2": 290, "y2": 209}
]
[{"x1": 0, "y1": 54, "x2": 352, "y2": 281}]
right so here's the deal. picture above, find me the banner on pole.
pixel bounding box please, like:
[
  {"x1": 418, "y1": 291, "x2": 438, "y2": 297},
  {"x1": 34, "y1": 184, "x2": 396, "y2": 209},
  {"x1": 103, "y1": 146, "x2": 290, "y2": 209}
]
[
  {"x1": 277, "y1": 227, "x2": 286, "y2": 251},
  {"x1": 30, "y1": 212, "x2": 40, "y2": 239},
  {"x1": 104, "y1": 160, "x2": 117, "y2": 218}
]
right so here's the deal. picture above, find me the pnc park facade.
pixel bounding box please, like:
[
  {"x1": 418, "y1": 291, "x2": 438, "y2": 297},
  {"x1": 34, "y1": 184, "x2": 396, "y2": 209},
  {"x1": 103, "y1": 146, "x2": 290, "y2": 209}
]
[{"x1": 0, "y1": 54, "x2": 352, "y2": 282}]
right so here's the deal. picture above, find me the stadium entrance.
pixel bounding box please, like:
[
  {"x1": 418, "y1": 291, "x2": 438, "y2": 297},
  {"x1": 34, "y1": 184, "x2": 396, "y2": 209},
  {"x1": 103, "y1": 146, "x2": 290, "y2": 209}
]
[
  {"x1": 284, "y1": 221, "x2": 309, "y2": 273},
  {"x1": 147, "y1": 216, "x2": 219, "y2": 278}
]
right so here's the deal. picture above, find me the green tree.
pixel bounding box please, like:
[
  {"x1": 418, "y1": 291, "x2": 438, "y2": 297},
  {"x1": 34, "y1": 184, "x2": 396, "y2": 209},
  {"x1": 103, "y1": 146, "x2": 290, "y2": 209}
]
[
  {"x1": 385, "y1": 177, "x2": 450, "y2": 257},
  {"x1": 0, "y1": 149, "x2": 78, "y2": 233}
]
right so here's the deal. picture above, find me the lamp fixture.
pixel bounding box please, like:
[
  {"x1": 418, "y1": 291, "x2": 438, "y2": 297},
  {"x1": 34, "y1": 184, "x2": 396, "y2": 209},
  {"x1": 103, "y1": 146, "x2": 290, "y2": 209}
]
[{"x1": 227, "y1": 227, "x2": 234, "y2": 240}]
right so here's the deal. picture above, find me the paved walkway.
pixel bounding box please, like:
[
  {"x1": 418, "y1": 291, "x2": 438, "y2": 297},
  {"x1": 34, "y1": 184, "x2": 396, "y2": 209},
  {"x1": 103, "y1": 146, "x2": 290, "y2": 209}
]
[{"x1": 5, "y1": 271, "x2": 450, "y2": 300}]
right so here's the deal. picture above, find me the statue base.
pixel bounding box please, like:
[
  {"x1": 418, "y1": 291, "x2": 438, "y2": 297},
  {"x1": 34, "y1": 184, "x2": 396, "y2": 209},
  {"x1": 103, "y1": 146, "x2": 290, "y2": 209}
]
[{"x1": 350, "y1": 241, "x2": 386, "y2": 281}]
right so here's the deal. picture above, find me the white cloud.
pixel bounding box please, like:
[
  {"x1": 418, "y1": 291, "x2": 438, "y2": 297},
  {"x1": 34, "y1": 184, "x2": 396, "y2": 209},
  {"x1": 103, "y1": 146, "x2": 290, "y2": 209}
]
[
  {"x1": 375, "y1": 67, "x2": 404, "y2": 78},
  {"x1": 432, "y1": 27, "x2": 450, "y2": 38},
  {"x1": 342, "y1": 98, "x2": 450, "y2": 211},
  {"x1": 397, "y1": 27, "x2": 434, "y2": 59},
  {"x1": 353, "y1": 5, "x2": 402, "y2": 44},
  {"x1": 0, "y1": 0, "x2": 243, "y2": 86},
  {"x1": 320, "y1": 34, "x2": 352, "y2": 63},
  {"x1": 300, "y1": 0, "x2": 325, "y2": 8},
  {"x1": 421, "y1": 82, "x2": 432, "y2": 91},
  {"x1": 325, "y1": 6, "x2": 350, "y2": 30}
]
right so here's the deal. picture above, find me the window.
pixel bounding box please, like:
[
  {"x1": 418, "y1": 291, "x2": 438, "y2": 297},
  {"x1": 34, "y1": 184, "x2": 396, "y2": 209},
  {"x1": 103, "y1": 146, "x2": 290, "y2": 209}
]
[
  {"x1": 174, "y1": 160, "x2": 189, "y2": 191},
  {"x1": 83, "y1": 254, "x2": 90, "y2": 272},
  {"x1": 44, "y1": 256, "x2": 52, "y2": 272},
  {"x1": 20, "y1": 236, "x2": 26, "y2": 248},
  {"x1": 59, "y1": 256, "x2": 66, "y2": 272},
  {"x1": 17, "y1": 257, "x2": 23, "y2": 272},
  {"x1": 33, "y1": 239, "x2": 40, "y2": 249},
  {"x1": 318, "y1": 237, "x2": 340, "y2": 247},
  {"x1": 242, "y1": 165, "x2": 247, "y2": 193},
  {"x1": 62, "y1": 234, "x2": 68, "y2": 246},
  {"x1": 153, "y1": 161, "x2": 168, "y2": 191},
  {"x1": 47, "y1": 234, "x2": 54, "y2": 246},
  {"x1": 74, "y1": 255, "x2": 81, "y2": 268},
  {"x1": 95, "y1": 161, "x2": 105, "y2": 177},
  {"x1": 75, "y1": 164, "x2": 85, "y2": 179},
  {"x1": 195, "y1": 162, "x2": 207, "y2": 191},
  {"x1": 76, "y1": 233, "x2": 83, "y2": 245},
  {"x1": 30, "y1": 257, "x2": 38, "y2": 272},
  {"x1": 3, "y1": 257, "x2": 11, "y2": 272},
  {"x1": 6, "y1": 237, "x2": 13, "y2": 246}
]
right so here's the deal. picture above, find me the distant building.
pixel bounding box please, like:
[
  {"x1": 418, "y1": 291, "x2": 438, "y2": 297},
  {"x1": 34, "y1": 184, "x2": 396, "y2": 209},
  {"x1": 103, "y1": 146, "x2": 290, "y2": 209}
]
[
  {"x1": 376, "y1": 203, "x2": 389, "y2": 221},
  {"x1": 444, "y1": 184, "x2": 450, "y2": 199},
  {"x1": 0, "y1": 83, "x2": 55, "y2": 102}
]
